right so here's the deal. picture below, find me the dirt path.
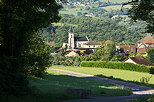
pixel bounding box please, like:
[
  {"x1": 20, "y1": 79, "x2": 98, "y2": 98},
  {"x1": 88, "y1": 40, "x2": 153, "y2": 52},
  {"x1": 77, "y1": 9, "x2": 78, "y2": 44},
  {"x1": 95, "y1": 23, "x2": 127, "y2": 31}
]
[{"x1": 49, "y1": 68, "x2": 154, "y2": 102}]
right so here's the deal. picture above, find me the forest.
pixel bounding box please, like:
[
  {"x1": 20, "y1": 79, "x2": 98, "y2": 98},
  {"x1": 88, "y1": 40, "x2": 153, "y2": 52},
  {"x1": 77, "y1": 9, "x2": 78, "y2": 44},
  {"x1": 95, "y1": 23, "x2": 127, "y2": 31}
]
[
  {"x1": 40, "y1": 17, "x2": 147, "y2": 45},
  {"x1": 39, "y1": 0, "x2": 150, "y2": 45}
]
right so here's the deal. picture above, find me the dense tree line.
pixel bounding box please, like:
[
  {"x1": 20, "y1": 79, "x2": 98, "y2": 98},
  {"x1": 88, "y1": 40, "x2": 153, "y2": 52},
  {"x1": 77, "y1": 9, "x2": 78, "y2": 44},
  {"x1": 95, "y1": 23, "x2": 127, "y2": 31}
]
[{"x1": 43, "y1": 17, "x2": 147, "y2": 44}]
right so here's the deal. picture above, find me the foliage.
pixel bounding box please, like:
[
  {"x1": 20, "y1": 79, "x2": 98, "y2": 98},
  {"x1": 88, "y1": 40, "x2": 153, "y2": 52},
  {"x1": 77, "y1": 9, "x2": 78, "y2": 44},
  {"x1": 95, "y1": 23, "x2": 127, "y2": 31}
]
[
  {"x1": 147, "y1": 48, "x2": 154, "y2": 63},
  {"x1": 128, "y1": 0, "x2": 154, "y2": 34},
  {"x1": 111, "y1": 53, "x2": 128, "y2": 61},
  {"x1": 148, "y1": 95, "x2": 154, "y2": 102},
  {"x1": 0, "y1": 56, "x2": 30, "y2": 96},
  {"x1": 81, "y1": 61, "x2": 154, "y2": 73},
  {"x1": 0, "y1": 0, "x2": 61, "y2": 96},
  {"x1": 49, "y1": 17, "x2": 147, "y2": 45},
  {"x1": 73, "y1": 57, "x2": 81, "y2": 66},
  {"x1": 80, "y1": 54, "x2": 100, "y2": 61},
  {"x1": 22, "y1": 34, "x2": 52, "y2": 77},
  {"x1": 52, "y1": 52, "x2": 80, "y2": 66}
]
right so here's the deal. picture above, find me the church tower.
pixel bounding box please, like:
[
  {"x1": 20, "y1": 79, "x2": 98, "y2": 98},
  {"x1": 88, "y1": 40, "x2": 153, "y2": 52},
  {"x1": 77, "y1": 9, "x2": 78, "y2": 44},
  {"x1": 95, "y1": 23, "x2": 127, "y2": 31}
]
[{"x1": 68, "y1": 26, "x2": 75, "y2": 49}]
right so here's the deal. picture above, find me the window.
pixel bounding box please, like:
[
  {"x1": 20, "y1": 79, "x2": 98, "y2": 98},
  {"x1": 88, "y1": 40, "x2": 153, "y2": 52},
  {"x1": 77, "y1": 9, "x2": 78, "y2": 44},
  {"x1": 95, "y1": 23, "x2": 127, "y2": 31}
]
[
  {"x1": 93, "y1": 45, "x2": 95, "y2": 48},
  {"x1": 89, "y1": 46, "x2": 90, "y2": 48}
]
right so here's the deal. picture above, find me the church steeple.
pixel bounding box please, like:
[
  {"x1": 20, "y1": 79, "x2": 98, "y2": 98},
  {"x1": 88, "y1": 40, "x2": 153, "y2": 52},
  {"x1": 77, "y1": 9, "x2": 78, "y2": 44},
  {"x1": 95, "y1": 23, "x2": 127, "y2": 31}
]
[
  {"x1": 68, "y1": 26, "x2": 75, "y2": 49},
  {"x1": 69, "y1": 26, "x2": 73, "y2": 33}
]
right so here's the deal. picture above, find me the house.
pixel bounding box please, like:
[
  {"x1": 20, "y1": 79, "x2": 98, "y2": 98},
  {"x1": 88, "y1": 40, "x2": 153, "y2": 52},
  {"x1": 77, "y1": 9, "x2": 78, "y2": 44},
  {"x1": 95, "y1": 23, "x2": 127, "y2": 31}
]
[
  {"x1": 47, "y1": 41, "x2": 55, "y2": 46},
  {"x1": 65, "y1": 51, "x2": 78, "y2": 57},
  {"x1": 118, "y1": 35, "x2": 154, "y2": 54},
  {"x1": 125, "y1": 56, "x2": 154, "y2": 66},
  {"x1": 62, "y1": 26, "x2": 101, "y2": 49},
  {"x1": 137, "y1": 35, "x2": 154, "y2": 54},
  {"x1": 119, "y1": 44, "x2": 137, "y2": 53}
]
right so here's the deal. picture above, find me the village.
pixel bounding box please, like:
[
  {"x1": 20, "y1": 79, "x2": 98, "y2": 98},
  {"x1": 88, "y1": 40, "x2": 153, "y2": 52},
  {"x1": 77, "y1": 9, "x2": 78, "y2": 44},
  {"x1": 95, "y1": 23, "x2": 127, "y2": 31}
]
[
  {"x1": 1, "y1": 0, "x2": 154, "y2": 102},
  {"x1": 47, "y1": 26, "x2": 154, "y2": 67}
]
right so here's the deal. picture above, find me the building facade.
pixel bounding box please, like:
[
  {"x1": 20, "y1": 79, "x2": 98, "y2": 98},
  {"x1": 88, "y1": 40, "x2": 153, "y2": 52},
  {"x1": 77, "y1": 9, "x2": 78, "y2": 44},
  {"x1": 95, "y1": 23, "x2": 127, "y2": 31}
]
[{"x1": 62, "y1": 26, "x2": 101, "y2": 49}]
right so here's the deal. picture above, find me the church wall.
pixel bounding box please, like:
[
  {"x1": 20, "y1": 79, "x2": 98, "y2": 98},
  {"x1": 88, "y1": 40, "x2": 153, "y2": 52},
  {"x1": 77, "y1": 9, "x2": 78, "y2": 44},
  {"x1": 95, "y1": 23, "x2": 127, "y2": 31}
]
[
  {"x1": 83, "y1": 45, "x2": 101, "y2": 48},
  {"x1": 76, "y1": 41, "x2": 89, "y2": 48}
]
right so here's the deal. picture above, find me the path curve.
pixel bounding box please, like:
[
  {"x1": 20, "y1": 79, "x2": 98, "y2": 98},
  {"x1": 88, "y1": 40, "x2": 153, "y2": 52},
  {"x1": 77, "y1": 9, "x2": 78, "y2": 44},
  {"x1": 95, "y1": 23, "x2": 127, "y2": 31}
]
[{"x1": 49, "y1": 68, "x2": 154, "y2": 102}]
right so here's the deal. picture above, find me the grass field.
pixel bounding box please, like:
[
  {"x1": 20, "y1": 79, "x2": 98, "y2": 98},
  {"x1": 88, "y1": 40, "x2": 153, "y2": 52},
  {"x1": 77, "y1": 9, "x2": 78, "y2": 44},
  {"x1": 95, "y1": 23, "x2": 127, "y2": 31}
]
[
  {"x1": 51, "y1": 65, "x2": 154, "y2": 85},
  {"x1": 52, "y1": 23, "x2": 78, "y2": 27},
  {"x1": 60, "y1": 8, "x2": 87, "y2": 16},
  {"x1": 101, "y1": 5, "x2": 131, "y2": 11},
  {"x1": 2, "y1": 70, "x2": 131, "y2": 102},
  {"x1": 100, "y1": 0, "x2": 129, "y2": 3}
]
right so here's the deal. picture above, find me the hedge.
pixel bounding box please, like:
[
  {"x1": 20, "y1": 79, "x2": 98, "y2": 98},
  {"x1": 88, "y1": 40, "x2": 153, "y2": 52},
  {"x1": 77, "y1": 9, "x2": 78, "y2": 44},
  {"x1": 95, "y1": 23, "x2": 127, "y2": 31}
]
[{"x1": 81, "y1": 61, "x2": 154, "y2": 74}]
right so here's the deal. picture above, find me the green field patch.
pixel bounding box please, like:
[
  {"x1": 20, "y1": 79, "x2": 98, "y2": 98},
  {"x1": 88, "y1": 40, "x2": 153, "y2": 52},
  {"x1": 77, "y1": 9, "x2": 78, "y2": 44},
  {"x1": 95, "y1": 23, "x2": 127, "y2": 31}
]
[
  {"x1": 101, "y1": 5, "x2": 131, "y2": 11},
  {"x1": 51, "y1": 65, "x2": 154, "y2": 85},
  {"x1": 99, "y1": 0, "x2": 129, "y2": 3},
  {"x1": 53, "y1": 23, "x2": 78, "y2": 27},
  {"x1": 60, "y1": 8, "x2": 87, "y2": 15}
]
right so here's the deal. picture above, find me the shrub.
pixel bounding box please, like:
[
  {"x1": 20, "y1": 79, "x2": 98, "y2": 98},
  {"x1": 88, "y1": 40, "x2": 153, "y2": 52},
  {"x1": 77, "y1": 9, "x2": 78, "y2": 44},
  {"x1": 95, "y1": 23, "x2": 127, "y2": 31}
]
[{"x1": 81, "y1": 61, "x2": 154, "y2": 73}]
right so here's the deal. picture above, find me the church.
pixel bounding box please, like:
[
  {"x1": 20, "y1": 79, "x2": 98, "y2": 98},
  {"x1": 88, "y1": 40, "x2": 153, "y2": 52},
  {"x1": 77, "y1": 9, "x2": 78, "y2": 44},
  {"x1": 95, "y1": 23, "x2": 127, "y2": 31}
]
[{"x1": 62, "y1": 26, "x2": 101, "y2": 49}]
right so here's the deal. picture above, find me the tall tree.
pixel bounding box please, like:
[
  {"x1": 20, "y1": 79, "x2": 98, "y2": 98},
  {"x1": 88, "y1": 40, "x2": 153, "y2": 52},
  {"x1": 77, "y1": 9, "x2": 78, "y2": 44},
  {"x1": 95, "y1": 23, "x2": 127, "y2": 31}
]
[
  {"x1": 147, "y1": 48, "x2": 154, "y2": 63},
  {"x1": 126, "y1": 0, "x2": 154, "y2": 33},
  {"x1": 0, "y1": 0, "x2": 62, "y2": 95}
]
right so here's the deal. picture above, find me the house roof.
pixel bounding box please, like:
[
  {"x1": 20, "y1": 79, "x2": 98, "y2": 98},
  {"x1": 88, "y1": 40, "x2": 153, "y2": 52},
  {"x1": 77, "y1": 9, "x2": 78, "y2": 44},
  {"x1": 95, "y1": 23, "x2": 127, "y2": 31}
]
[
  {"x1": 75, "y1": 37, "x2": 89, "y2": 41},
  {"x1": 119, "y1": 45, "x2": 137, "y2": 53},
  {"x1": 128, "y1": 56, "x2": 154, "y2": 66},
  {"x1": 83, "y1": 41, "x2": 101, "y2": 45},
  {"x1": 137, "y1": 35, "x2": 154, "y2": 44},
  {"x1": 47, "y1": 41, "x2": 55, "y2": 46},
  {"x1": 145, "y1": 39, "x2": 154, "y2": 44}
]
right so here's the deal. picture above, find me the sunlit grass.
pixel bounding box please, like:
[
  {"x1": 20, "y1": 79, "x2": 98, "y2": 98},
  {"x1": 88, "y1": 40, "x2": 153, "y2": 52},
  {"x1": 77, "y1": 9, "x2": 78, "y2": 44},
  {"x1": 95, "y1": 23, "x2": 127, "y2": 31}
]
[
  {"x1": 52, "y1": 23, "x2": 78, "y2": 27},
  {"x1": 51, "y1": 65, "x2": 154, "y2": 85},
  {"x1": 1, "y1": 70, "x2": 131, "y2": 102}
]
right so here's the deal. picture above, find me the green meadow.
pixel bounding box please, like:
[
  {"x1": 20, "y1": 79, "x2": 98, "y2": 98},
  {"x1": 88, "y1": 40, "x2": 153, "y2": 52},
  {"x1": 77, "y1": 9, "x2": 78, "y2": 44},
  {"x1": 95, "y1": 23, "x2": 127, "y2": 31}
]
[
  {"x1": 51, "y1": 65, "x2": 154, "y2": 85},
  {"x1": 1, "y1": 70, "x2": 131, "y2": 102}
]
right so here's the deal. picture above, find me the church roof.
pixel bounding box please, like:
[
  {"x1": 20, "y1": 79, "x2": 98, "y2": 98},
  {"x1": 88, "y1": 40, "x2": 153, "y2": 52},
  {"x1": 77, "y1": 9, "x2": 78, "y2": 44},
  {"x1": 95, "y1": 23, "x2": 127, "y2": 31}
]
[
  {"x1": 75, "y1": 37, "x2": 89, "y2": 41},
  {"x1": 69, "y1": 26, "x2": 73, "y2": 33},
  {"x1": 83, "y1": 41, "x2": 101, "y2": 45}
]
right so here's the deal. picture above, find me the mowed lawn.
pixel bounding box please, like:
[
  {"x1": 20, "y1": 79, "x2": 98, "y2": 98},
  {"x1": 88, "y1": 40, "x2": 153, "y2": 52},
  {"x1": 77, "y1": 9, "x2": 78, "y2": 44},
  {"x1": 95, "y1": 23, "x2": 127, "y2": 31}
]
[{"x1": 51, "y1": 65, "x2": 154, "y2": 85}]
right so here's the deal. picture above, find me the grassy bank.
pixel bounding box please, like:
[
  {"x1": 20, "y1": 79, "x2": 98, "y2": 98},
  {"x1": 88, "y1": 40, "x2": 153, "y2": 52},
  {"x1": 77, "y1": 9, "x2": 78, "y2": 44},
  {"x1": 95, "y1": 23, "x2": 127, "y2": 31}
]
[
  {"x1": 1, "y1": 70, "x2": 131, "y2": 102},
  {"x1": 51, "y1": 65, "x2": 154, "y2": 85}
]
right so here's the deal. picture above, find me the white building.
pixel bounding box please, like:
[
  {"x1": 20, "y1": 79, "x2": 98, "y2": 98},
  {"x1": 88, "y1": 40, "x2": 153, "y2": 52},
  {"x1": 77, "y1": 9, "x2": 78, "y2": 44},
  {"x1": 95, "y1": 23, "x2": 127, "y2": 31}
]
[{"x1": 62, "y1": 26, "x2": 101, "y2": 49}]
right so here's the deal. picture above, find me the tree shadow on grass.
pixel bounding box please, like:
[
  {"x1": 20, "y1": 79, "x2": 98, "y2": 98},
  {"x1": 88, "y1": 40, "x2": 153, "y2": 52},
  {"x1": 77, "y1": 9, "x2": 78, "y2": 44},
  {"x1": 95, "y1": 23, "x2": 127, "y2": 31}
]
[
  {"x1": 28, "y1": 73, "x2": 132, "y2": 102},
  {"x1": 1, "y1": 73, "x2": 132, "y2": 102}
]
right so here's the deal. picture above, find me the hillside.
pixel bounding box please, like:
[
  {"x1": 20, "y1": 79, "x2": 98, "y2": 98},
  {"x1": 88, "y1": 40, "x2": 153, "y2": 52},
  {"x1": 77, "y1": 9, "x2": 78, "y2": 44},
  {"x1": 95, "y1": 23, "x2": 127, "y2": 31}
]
[{"x1": 38, "y1": 0, "x2": 149, "y2": 45}]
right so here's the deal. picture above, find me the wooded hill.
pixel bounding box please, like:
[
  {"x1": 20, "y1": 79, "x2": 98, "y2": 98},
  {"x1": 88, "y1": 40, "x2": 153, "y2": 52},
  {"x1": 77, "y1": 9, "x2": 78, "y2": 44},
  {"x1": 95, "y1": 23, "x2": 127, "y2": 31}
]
[{"x1": 40, "y1": 17, "x2": 147, "y2": 44}]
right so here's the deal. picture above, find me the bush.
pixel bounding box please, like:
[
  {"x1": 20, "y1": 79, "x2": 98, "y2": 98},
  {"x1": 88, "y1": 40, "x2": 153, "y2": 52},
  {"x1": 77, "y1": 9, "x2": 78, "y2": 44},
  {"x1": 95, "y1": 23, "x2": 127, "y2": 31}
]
[{"x1": 81, "y1": 61, "x2": 154, "y2": 73}]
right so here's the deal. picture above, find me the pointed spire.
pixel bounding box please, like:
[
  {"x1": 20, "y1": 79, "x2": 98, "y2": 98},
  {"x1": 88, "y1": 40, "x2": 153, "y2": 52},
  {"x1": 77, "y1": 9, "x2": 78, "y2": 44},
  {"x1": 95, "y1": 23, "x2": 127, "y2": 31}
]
[{"x1": 69, "y1": 26, "x2": 73, "y2": 33}]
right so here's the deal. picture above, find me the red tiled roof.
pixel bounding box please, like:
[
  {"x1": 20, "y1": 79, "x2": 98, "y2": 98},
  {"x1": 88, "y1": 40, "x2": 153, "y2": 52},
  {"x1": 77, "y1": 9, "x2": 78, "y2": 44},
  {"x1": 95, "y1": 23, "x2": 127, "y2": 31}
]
[
  {"x1": 129, "y1": 56, "x2": 154, "y2": 66},
  {"x1": 145, "y1": 39, "x2": 154, "y2": 44},
  {"x1": 47, "y1": 42, "x2": 55, "y2": 46},
  {"x1": 137, "y1": 35, "x2": 154, "y2": 44}
]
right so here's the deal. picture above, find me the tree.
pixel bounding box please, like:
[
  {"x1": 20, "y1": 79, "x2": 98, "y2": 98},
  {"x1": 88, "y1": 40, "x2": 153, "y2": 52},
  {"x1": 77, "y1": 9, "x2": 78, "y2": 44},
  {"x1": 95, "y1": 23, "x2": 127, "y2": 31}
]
[
  {"x1": 126, "y1": 0, "x2": 154, "y2": 33},
  {"x1": 101, "y1": 41, "x2": 116, "y2": 61},
  {"x1": 147, "y1": 48, "x2": 154, "y2": 63},
  {"x1": 0, "y1": 0, "x2": 62, "y2": 95},
  {"x1": 22, "y1": 34, "x2": 52, "y2": 77}
]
